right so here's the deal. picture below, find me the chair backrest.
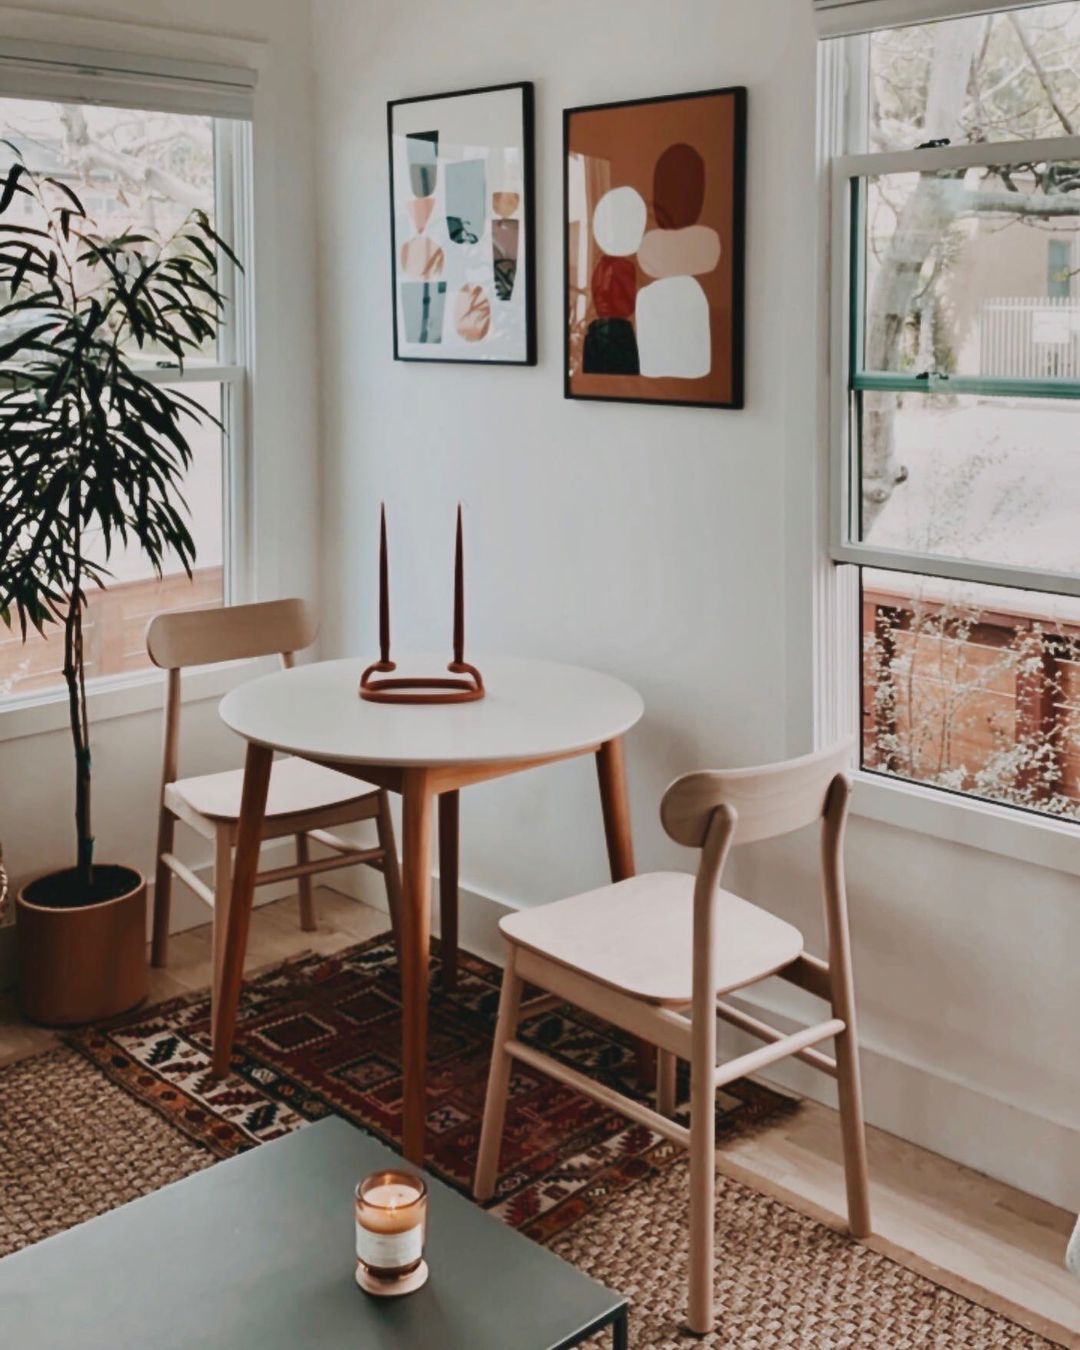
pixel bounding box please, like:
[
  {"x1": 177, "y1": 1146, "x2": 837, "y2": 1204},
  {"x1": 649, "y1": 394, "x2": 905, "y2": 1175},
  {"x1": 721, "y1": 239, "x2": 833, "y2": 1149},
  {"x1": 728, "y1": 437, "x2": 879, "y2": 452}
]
[
  {"x1": 147, "y1": 598, "x2": 318, "y2": 794},
  {"x1": 660, "y1": 740, "x2": 856, "y2": 849},
  {"x1": 662, "y1": 741, "x2": 857, "y2": 1016},
  {"x1": 146, "y1": 598, "x2": 318, "y2": 671}
]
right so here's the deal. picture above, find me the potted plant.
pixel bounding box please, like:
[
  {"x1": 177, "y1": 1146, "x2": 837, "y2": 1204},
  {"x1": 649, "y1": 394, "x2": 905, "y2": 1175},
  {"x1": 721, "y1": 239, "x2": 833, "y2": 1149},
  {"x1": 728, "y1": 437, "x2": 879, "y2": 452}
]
[{"x1": 0, "y1": 151, "x2": 236, "y2": 1024}]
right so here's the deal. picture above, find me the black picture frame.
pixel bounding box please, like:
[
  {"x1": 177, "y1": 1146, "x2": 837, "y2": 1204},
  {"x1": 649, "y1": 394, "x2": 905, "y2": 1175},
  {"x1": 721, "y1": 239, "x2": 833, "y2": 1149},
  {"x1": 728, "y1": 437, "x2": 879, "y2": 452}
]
[
  {"x1": 563, "y1": 86, "x2": 747, "y2": 410},
  {"x1": 388, "y1": 81, "x2": 537, "y2": 366}
]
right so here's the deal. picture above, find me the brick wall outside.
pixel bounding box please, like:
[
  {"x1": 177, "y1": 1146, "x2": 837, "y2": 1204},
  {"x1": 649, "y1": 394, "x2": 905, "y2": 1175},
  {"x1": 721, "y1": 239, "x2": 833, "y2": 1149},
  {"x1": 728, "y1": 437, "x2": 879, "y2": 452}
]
[{"x1": 0, "y1": 567, "x2": 223, "y2": 697}]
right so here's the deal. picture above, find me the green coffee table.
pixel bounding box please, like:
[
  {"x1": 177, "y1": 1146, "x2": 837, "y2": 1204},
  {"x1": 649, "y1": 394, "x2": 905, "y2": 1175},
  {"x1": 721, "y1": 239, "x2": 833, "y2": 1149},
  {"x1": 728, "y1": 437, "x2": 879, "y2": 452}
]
[{"x1": 0, "y1": 1117, "x2": 628, "y2": 1349}]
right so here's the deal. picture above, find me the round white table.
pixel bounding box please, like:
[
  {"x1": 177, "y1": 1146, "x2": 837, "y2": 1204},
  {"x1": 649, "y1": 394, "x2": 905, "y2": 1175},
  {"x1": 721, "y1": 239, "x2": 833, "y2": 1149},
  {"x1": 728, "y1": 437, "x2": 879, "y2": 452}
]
[{"x1": 217, "y1": 654, "x2": 644, "y2": 1163}]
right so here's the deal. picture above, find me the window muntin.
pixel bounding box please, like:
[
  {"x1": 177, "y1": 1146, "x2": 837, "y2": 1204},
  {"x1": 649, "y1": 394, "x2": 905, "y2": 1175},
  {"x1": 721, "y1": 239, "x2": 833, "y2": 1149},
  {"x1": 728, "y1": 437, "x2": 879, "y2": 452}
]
[
  {"x1": 832, "y1": 3, "x2": 1080, "y2": 818},
  {"x1": 0, "y1": 96, "x2": 247, "y2": 702}
]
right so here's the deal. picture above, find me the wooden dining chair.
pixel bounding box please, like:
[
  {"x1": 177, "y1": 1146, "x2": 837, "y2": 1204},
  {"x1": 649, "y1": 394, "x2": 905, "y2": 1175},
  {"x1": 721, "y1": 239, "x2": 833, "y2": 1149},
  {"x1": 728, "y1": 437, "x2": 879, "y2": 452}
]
[
  {"x1": 474, "y1": 742, "x2": 870, "y2": 1337},
  {"x1": 146, "y1": 598, "x2": 403, "y2": 1001}
]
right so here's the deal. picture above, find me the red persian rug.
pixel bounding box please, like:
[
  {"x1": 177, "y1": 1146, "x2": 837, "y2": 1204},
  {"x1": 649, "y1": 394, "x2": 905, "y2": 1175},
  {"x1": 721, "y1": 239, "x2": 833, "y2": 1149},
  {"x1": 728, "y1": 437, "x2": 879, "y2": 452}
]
[{"x1": 67, "y1": 934, "x2": 795, "y2": 1241}]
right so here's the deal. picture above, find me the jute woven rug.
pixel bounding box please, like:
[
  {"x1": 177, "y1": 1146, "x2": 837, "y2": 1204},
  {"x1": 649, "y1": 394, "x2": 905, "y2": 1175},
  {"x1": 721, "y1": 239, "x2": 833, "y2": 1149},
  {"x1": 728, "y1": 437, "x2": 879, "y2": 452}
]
[
  {"x1": 550, "y1": 1159, "x2": 1063, "y2": 1348},
  {"x1": 0, "y1": 937, "x2": 1066, "y2": 1347}
]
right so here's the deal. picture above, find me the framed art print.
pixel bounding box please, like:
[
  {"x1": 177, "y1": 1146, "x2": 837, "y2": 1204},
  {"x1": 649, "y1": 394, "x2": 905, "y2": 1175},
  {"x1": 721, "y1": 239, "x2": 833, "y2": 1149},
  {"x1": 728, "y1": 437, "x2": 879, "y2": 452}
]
[
  {"x1": 564, "y1": 86, "x2": 746, "y2": 408},
  {"x1": 389, "y1": 82, "x2": 536, "y2": 365}
]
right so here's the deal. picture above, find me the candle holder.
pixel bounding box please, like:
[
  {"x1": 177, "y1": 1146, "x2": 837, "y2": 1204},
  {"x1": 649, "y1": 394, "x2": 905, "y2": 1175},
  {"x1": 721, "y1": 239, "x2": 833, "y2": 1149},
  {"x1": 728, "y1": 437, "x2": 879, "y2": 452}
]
[
  {"x1": 359, "y1": 503, "x2": 486, "y2": 705},
  {"x1": 355, "y1": 1169, "x2": 429, "y2": 1297}
]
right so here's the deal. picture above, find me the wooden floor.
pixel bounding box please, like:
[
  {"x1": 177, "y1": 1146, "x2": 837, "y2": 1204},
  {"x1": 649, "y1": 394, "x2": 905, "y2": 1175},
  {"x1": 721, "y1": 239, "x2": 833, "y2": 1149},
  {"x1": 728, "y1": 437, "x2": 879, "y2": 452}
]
[{"x1": 2, "y1": 889, "x2": 1077, "y2": 1345}]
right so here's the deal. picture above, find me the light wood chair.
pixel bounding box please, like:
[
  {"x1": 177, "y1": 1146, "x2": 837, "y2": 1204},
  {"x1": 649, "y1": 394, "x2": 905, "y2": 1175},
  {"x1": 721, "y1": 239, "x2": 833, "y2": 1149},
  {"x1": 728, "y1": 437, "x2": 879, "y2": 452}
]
[
  {"x1": 474, "y1": 742, "x2": 870, "y2": 1337},
  {"x1": 146, "y1": 599, "x2": 403, "y2": 1003}
]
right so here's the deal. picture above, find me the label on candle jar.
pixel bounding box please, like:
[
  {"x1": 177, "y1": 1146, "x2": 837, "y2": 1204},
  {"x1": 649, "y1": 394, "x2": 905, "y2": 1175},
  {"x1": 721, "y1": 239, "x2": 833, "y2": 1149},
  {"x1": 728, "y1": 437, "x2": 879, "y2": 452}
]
[{"x1": 356, "y1": 1221, "x2": 423, "y2": 1272}]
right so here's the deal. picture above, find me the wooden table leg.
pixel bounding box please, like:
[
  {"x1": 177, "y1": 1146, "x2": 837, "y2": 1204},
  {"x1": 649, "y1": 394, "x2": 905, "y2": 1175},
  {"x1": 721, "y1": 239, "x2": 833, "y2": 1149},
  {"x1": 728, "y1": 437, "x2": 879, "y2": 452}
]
[
  {"x1": 595, "y1": 737, "x2": 654, "y2": 1086},
  {"x1": 400, "y1": 768, "x2": 434, "y2": 1164},
  {"x1": 596, "y1": 738, "x2": 635, "y2": 881},
  {"x1": 211, "y1": 741, "x2": 272, "y2": 1078},
  {"x1": 438, "y1": 790, "x2": 459, "y2": 992}
]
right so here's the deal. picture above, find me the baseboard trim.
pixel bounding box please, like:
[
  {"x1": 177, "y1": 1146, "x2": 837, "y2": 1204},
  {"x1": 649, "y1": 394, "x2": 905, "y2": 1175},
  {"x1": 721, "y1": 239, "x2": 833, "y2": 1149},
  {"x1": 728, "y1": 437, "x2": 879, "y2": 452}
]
[{"x1": 718, "y1": 985, "x2": 1080, "y2": 1213}]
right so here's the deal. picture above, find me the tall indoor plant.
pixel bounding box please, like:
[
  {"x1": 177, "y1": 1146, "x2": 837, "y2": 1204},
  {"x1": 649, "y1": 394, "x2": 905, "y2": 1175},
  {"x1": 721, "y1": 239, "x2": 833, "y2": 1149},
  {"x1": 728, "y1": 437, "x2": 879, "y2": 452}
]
[{"x1": 0, "y1": 151, "x2": 236, "y2": 1022}]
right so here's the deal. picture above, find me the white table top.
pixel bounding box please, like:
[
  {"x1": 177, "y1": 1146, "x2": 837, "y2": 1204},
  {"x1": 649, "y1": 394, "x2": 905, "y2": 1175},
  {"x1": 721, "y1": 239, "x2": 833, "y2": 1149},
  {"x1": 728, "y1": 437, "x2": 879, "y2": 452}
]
[{"x1": 219, "y1": 654, "x2": 644, "y2": 768}]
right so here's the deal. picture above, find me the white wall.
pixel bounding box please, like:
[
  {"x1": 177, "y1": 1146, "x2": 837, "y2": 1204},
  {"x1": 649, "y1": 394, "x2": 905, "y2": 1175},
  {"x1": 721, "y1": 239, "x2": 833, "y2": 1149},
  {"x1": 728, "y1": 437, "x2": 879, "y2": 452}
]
[
  {"x1": 0, "y1": 0, "x2": 320, "y2": 941},
  {"x1": 311, "y1": 0, "x2": 1080, "y2": 1209}
]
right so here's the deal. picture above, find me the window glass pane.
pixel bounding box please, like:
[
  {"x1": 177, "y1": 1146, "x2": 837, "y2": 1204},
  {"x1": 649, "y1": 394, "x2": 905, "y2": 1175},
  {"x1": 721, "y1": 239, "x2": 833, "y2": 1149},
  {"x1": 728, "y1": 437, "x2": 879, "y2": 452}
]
[
  {"x1": 1048, "y1": 238, "x2": 1072, "y2": 299},
  {"x1": 862, "y1": 567, "x2": 1080, "y2": 818},
  {"x1": 0, "y1": 382, "x2": 225, "y2": 698},
  {"x1": 869, "y1": 5, "x2": 1080, "y2": 153},
  {"x1": 857, "y1": 391, "x2": 1080, "y2": 575},
  {"x1": 0, "y1": 98, "x2": 216, "y2": 362},
  {"x1": 859, "y1": 162, "x2": 1080, "y2": 380}
]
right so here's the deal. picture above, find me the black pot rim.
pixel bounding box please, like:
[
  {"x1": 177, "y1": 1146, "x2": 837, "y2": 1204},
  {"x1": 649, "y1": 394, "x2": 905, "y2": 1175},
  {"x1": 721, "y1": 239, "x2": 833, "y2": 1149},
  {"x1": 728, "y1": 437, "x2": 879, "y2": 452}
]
[{"x1": 18, "y1": 864, "x2": 145, "y2": 914}]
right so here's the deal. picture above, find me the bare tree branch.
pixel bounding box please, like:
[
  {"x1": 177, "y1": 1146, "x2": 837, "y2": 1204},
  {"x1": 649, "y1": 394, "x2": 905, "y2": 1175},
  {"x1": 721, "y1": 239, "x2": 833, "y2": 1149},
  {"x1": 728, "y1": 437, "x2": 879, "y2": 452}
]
[
  {"x1": 1009, "y1": 13, "x2": 1077, "y2": 134},
  {"x1": 58, "y1": 107, "x2": 205, "y2": 211},
  {"x1": 946, "y1": 183, "x2": 1080, "y2": 217}
]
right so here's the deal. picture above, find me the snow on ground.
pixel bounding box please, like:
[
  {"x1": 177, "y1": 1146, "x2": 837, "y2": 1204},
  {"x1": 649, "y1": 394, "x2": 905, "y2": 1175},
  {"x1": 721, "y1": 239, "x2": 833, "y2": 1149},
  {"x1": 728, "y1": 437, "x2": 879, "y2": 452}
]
[{"x1": 864, "y1": 398, "x2": 1080, "y2": 621}]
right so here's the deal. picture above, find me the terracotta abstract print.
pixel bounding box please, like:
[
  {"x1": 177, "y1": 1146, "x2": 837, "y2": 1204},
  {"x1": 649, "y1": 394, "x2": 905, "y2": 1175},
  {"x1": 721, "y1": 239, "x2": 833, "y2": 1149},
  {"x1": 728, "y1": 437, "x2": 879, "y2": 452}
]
[
  {"x1": 565, "y1": 88, "x2": 746, "y2": 408},
  {"x1": 389, "y1": 83, "x2": 535, "y2": 364}
]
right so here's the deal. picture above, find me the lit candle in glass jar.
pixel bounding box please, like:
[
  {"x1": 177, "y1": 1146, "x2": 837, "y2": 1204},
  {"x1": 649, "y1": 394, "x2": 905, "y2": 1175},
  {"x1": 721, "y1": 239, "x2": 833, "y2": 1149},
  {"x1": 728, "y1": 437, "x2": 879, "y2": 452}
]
[{"x1": 355, "y1": 1170, "x2": 429, "y2": 1296}]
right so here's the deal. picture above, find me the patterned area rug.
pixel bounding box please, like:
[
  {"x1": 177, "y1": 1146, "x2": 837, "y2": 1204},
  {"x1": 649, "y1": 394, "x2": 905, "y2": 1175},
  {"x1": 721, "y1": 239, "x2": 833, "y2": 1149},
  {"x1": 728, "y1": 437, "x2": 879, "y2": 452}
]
[{"x1": 64, "y1": 935, "x2": 790, "y2": 1242}]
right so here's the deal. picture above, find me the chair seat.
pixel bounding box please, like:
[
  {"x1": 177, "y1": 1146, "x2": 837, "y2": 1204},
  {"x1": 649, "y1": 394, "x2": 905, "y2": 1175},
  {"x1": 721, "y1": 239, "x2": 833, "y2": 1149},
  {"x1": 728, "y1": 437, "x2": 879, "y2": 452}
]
[
  {"x1": 166, "y1": 756, "x2": 376, "y2": 823},
  {"x1": 499, "y1": 872, "x2": 804, "y2": 1005}
]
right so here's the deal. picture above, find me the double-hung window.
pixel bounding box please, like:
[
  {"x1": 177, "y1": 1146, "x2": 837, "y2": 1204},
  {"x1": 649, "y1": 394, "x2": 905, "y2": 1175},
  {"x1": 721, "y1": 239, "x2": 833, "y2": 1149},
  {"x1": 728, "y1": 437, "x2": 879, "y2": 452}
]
[
  {"x1": 826, "y1": 1, "x2": 1080, "y2": 820},
  {"x1": 0, "y1": 45, "x2": 253, "y2": 701}
]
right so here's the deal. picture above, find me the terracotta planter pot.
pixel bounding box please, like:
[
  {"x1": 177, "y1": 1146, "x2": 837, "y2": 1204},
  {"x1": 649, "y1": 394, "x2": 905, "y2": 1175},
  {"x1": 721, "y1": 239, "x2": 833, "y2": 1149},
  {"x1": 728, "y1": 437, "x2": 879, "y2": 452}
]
[{"x1": 16, "y1": 865, "x2": 148, "y2": 1026}]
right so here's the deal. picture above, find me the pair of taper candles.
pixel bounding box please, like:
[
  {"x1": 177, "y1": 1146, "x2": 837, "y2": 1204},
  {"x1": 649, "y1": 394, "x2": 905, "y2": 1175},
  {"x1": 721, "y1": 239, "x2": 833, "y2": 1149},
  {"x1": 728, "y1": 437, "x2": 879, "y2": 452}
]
[{"x1": 377, "y1": 503, "x2": 465, "y2": 667}]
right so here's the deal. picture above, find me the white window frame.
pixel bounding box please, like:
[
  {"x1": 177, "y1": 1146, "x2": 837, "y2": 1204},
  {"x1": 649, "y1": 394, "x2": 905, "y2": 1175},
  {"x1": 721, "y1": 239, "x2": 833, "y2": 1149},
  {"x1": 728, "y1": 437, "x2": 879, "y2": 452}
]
[
  {"x1": 817, "y1": 31, "x2": 1080, "y2": 875},
  {"x1": 0, "y1": 74, "x2": 257, "y2": 734}
]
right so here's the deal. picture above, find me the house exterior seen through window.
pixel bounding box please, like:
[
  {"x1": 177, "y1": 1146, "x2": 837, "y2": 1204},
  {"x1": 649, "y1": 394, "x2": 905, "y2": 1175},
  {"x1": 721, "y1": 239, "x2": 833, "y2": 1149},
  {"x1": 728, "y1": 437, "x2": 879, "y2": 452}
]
[
  {"x1": 832, "y1": 3, "x2": 1080, "y2": 819},
  {"x1": 0, "y1": 97, "x2": 248, "y2": 700}
]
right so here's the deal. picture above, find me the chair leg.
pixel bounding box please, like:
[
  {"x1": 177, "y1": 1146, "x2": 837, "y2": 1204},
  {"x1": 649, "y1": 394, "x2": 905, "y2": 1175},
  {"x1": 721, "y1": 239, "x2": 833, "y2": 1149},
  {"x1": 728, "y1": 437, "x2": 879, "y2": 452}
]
[
  {"x1": 834, "y1": 1019, "x2": 872, "y2": 1238},
  {"x1": 210, "y1": 827, "x2": 233, "y2": 1019},
  {"x1": 150, "y1": 809, "x2": 176, "y2": 968},
  {"x1": 657, "y1": 1049, "x2": 678, "y2": 1116},
  {"x1": 374, "y1": 792, "x2": 403, "y2": 958},
  {"x1": 687, "y1": 1055, "x2": 716, "y2": 1337},
  {"x1": 473, "y1": 949, "x2": 523, "y2": 1203},
  {"x1": 822, "y1": 775, "x2": 871, "y2": 1238},
  {"x1": 295, "y1": 834, "x2": 317, "y2": 932},
  {"x1": 438, "y1": 790, "x2": 460, "y2": 992}
]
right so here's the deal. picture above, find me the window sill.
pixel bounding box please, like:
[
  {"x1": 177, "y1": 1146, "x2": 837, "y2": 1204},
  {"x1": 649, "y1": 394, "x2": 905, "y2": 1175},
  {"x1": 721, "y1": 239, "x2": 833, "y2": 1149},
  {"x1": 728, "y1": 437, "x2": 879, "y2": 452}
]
[
  {"x1": 852, "y1": 770, "x2": 1080, "y2": 878},
  {"x1": 0, "y1": 659, "x2": 271, "y2": 745}
]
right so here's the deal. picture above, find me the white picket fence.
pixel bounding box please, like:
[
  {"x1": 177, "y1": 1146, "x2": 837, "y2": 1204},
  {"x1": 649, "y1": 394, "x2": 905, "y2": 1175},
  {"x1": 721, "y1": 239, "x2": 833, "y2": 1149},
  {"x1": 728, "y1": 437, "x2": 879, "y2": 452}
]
[{"x1": 978, "y1": 296, "x2": 1080, "y2": 381}]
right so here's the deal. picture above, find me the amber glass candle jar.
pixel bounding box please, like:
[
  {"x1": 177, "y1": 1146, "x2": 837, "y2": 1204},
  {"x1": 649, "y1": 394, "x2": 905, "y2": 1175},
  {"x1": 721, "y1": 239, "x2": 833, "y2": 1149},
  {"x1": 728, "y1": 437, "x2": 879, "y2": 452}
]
[{"x1": 355, "y1": 1170, "x2": 428, "y2": 1294}]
